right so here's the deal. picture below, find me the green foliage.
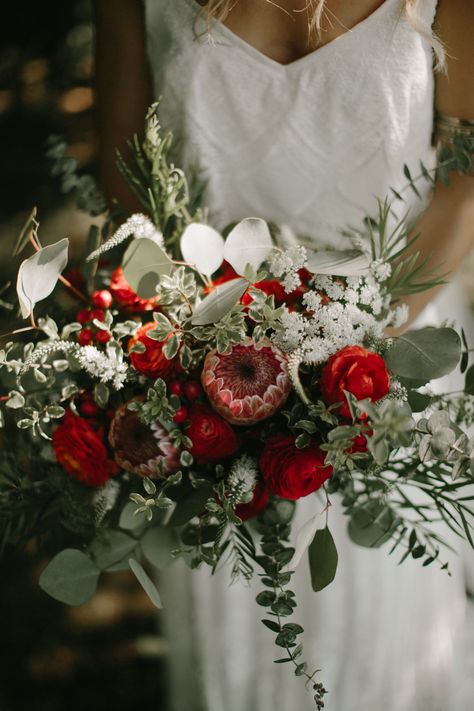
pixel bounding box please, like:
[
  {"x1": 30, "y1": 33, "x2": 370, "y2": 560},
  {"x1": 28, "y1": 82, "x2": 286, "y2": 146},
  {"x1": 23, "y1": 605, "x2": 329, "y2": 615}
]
[
  {"x1": 256, "y1": 500, "x2": 327, "y2": 709},
  {"x1": 122, "y1": 237, "x2": 174, "y2": 299},
  {"x1": 128, "y1": 557, "x2": 162, "y2": 608},
  {"x1": 39, "y1": 548, "x2": 100, "y2": 605},
  {"x1": 348, "y1": 502, "x2": 398, "y2": 548},
  {"x1": 141, "y1": 526, "x2": 180, "y2": 570},
  {"x1": 89, "y1": 530, "x2": 138, "y2": 571},
  {"x1": 116, "y1": 104, "x2": 201, "y2": 253},
  {"x1": 386, "y1": 327, "x2": 461, "y2": 382},
  {"x1": 437, "y1": 133, "x2": 474, "y2": 186},
  {"x1": 190, "y1": 277, "x2": 249, "y2": 326},
  {"x1": 308, "y1": 526, "x2": 338, "y2": 592},
  {"x1": 45, "y1": 135, "x2": 107, "y2": 216},
  {"x1": 16, "y1": 238, "x2": 69, "y2": 319}
]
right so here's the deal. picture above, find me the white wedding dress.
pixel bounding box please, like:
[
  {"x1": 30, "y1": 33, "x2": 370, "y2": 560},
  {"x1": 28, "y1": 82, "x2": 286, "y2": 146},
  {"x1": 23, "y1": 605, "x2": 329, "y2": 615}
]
[{"x1": 143, "y1": 1, "x2": 474, "y2": 709}]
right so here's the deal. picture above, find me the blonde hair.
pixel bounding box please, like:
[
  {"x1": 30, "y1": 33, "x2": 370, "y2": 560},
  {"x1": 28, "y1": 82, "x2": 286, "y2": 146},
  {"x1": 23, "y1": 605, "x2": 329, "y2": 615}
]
[{"x1": 200, "y1": 0, "x2": 445, "y2": 69}]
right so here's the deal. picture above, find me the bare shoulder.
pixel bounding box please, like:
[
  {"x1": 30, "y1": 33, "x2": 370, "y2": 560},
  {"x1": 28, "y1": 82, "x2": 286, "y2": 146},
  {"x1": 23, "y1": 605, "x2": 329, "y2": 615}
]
[{"x1": 435, "y1": 0, "x2": 474, "y2": 117}]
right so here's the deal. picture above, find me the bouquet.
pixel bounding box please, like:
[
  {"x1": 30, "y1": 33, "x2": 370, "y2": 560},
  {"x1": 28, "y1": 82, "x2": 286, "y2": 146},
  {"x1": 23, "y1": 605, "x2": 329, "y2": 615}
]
[{"x1": 1, "y1": 106, "x2": 474, "y2": 708}]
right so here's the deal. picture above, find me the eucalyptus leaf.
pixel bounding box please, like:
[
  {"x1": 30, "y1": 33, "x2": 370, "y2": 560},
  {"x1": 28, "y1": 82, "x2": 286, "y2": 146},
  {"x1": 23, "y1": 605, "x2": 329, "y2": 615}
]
[
  {"x1": 308, "y1": 526, "x2": 338, "y2": 592},
  {"x1": 168, "y1": 486, "x2": 213, "y2": 526},
  {"x1": 39, "y1": 549, "x2": 100, "y2": 606},
  {"x1": 180, "y1": 223, "x2": 224, "y2": 276},
  {"x1": 223, "y1": 218, "x2": 273, "y2": 275},
  {"x1": 122, "y1": 237, "x2": 173, "y2": 298},
  {"x1": 190, "y1": 278, "x2": 248, "y2": 326},
  {"x1": 16, "y1": 238, "x2": 69, "y2": 318},
  {"x1": 141, "y1": 527, "x2": 180, "y2": 570},
  {"x1": 306, "y1": 249, "x2": 370, "y2": 276},
  {"x1": 348, "y1": 502, "x2": 396, "y2": 548},
  {"x1": 119, "y1": 501, "x2": 149, "y2": 530},
  {"x1": 90, "y1": 530, "x2": 138, "y2": 571},
  {"x1": 385, "y1": 327, "x2": 461, "y2": 382},
  {"x1": 128, "y1": 558, "x2": 162, "y2": 609}
]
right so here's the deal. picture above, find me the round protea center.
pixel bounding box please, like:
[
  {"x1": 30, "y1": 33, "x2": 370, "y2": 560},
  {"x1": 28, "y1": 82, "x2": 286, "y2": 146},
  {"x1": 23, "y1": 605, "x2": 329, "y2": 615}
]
[
  {"x1": 201, "y1": 338, "x2": 291, "y2": 425},
  {"x1": 108, "y1": 400, "x2": 180, "y2": 477}
]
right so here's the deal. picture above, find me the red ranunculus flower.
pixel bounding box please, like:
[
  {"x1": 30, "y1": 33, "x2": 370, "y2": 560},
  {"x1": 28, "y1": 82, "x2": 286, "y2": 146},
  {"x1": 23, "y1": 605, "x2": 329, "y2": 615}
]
[
  {"x1": 186, "y1": 404, "x2": 239, "y2": 462},
  {"x1": 129, "y1": 322, "x2": 179, "y2": 379},
  {"x1": 320, "y1": 345, "x2": 390, "y2": 419},
  {"x1": 52, "y1": 410, "x2": 118, "y2": 487},
  {"x1": 110, "y1": 266, "x2": 159, "y2": 312},
  {"x1": 260, "y1": 435, "x2": 332, "y2": 500},
  {"x1": 208, "y1": 263, "x2": 303, "y2": 309},
  {"x1": 235, "y1": 481, "x2": 269, "y2": 521}
]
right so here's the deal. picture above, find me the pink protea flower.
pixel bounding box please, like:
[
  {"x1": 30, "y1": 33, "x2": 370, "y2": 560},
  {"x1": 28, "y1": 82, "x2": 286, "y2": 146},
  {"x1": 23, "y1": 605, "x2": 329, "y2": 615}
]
[
  {"x1": 108, "y1": 401, "x2": 180, "y2": 478},
  {"x1": 201, "y1": 338, "x2": 291, "y2": 425}
]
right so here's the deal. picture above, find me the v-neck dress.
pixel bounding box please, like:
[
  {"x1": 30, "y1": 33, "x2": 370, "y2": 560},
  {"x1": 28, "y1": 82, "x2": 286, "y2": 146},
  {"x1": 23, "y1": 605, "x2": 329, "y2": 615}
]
[{"x1": 142, "y1": 1, "x2": 474, "y2": 709}]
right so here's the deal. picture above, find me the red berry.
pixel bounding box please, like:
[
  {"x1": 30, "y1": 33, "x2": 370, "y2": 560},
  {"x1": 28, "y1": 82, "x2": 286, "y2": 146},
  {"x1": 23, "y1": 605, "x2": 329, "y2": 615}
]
[
  {"x1": 95, "y1": 329, "x2": 111, "y2": 344},
  {"x1": 173, "y1": 406, "x2": 189, "y2": 424},
  {"x1": 76, "y1": 308, "x2": 91, "y2": 324},
  {"x1": 184, "y1": 380, "x2": 202, "y2": 401},
  {"x1": 92, "y1": 290, "x2": 113, "y2": 309},
  {"x1": 78, "y1": 398, "x2": 100, "y2": 418},
  {"x1": 78, "y1": 328, "x2": 94, "y2": 346},
  {"x1": 169, "y1": 380, "x2": 184, "y2": 397},
  {"x1": 90, "y1": 309, "x2": 105, "y2": 322}
]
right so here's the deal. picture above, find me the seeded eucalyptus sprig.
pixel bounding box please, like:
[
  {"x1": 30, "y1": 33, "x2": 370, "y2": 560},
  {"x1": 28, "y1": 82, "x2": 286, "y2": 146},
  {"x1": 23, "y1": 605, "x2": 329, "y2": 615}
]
[{"x1": 255, "y1": 499, "x2": 327, "y2": 709}]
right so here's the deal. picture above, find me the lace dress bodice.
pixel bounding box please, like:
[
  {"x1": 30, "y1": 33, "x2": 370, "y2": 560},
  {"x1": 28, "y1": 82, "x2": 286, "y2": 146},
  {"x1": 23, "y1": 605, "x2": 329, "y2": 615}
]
[{"x1": 144, "y1": 0, "x2": 437, "y2": 246}]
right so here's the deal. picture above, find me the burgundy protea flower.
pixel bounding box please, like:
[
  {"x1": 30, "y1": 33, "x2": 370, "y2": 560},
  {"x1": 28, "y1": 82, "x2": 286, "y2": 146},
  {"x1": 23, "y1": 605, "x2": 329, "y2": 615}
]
[
  {"x1": 108, "y1": 401, "x2": 180, "y2": 477},
  {"x1": 201, "y1": 338, "x2": 291, "y2": 425}
]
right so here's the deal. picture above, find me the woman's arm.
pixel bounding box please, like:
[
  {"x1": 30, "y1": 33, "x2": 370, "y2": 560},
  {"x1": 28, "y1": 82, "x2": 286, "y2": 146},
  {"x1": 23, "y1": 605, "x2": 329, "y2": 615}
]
[
  {"x1": 94, "y1": 0, "x2": 153, "y2": 211},
  {"x1": 395, "y1": 0, "x2": 474, "y2": 327}
]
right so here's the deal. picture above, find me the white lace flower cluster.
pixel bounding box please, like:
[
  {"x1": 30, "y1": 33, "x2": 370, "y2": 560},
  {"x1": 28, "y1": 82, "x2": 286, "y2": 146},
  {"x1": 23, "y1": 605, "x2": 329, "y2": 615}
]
[
  {"x1": 76, "y1": 345, "x2": 128, "y2": 390},
  {"x1": 227, "y1": 455, "x2": 258, "y2": 504},
  {"x1": 270, "y1": 248, "x2": 407, "y2": 363},
  {"x1": 269, "y1": 246, "x2": 307, "y2": 293}
]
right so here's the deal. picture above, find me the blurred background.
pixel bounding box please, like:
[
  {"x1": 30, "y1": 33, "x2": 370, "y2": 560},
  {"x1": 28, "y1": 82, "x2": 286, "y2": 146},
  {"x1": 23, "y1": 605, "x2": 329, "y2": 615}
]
[{"x1": 0, "y1": 2, "x2": 168, "y2": 709}]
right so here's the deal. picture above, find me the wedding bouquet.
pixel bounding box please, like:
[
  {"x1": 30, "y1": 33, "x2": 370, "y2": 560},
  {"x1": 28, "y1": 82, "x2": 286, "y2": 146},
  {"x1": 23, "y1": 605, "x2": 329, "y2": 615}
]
[{"x1": 1, "y1": 106, "x2": 474, "y2": 707}]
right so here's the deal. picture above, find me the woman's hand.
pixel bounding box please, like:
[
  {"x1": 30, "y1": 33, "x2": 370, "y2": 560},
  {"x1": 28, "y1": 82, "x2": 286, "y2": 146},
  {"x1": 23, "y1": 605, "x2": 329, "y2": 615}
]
[{"x1": 94, "y1": 0, "x2": 153, "y2": 211}]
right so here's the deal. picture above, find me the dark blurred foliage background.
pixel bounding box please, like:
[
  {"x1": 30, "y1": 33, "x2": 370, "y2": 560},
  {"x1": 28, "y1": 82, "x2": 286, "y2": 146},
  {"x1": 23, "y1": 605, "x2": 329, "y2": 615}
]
[{"x1": 0, "y1": 4, "x2": 169, "y2": 710}]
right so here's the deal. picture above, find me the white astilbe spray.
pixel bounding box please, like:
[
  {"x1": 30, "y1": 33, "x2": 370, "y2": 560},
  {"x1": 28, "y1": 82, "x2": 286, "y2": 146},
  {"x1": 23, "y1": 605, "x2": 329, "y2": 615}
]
[
  {"x1": 93, "y1": 479, "x2": 121, "y2": 525},
  {"x1": 86, "y1": 214, "x2": 163, "y2": 262},
  {"x1": 227, "y1": 455, "x2": 258, "y2": 505},
  {"x1": 76, "y1": 345, "x2": 128, "y2": 390},
  {"x1": 21, "y1": 340, "x2": 128, "y2": 390}
]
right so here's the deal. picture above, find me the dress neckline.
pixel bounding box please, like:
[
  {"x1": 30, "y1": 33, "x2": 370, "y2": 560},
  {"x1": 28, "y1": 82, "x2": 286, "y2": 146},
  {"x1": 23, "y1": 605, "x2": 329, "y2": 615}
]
[{"x1": 182, "y1": 0, "x2": 396, "y2": 73}]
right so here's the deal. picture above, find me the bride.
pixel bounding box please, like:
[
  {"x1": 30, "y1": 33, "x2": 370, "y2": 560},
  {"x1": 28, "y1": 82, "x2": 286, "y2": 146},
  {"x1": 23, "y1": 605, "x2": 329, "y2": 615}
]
[{"x1": 94, "y1": 1, "x2": 474, "y2": 709}]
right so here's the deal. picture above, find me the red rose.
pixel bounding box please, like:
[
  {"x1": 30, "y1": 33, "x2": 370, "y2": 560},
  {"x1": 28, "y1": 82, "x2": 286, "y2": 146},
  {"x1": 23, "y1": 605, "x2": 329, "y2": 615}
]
[
  {"x1": 52, "y1": 411, "x2": 118, "y2": 487},
  {"x1": 235, "y1": 481, "x2": 269, "y2": 521},
  {"x1": 320, "y1": 345, "x2": 390, "y2": 419},
  {"x1": 260, "y1": 435, "x2": 332, "y2": 500},
  {"x1": 110, "y1": 266, "x2": 159, "y2": 312},
  {"x1": 129, "y1": 322, "x2": 179, "y2": 379},
  {"x1": 186, "y1": 404, "x2": 239, "y2": 462}
]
